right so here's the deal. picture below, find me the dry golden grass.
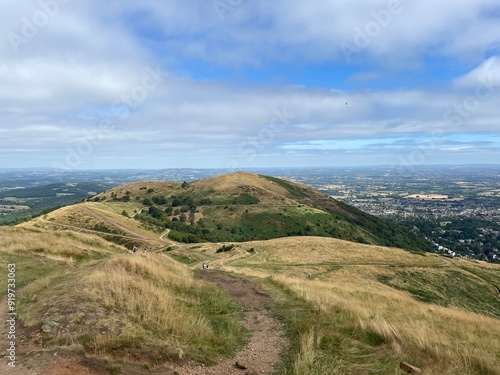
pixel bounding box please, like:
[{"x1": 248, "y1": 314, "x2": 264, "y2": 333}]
[
  {"x1": 95, "y1": 200, "x2": 143, "y2": 217},
  {"x1": 7, "y1": 208, "x2": 499, "y2": 373},
  {"x1": 196, "y1": 236, "x2": 500, "y2": 374},
  {"x1": 191, "y1": 172, "x2": 286, "y2": 194},
  {"x1": 271, "y1": 273, "x2": 500, "y2": 374},
  {"x1": 84, "y1": 202, "x2": 162, "y2": 238},
  {"x1": 0, "y1": 226, "x2": 125, "y2": 263},
  {"x1": 19, "y1": 252, "x2": 246, "y2": 365},
  {"x1": 190, "y1": 172, "x2": 301, "y2": 205},
  {"x1": 21, "y1": 203, "x2": 163, "y2": 245},
  {"x1": 225, "y1": 236, "x2": 443, "y2": 267},
  {"x1": 81, "y1": 255, "x2": 216, "y2": 357}
]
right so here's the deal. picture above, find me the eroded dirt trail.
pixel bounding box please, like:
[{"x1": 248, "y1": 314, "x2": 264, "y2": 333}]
[
  {"x1": 0, "y1": 270, "x2": 287, "y2": 375},
  {"x1": 172, "y1": 270, "x2": 288, "y2": 375}
]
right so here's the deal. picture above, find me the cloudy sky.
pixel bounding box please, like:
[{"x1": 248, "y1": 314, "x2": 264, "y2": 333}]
[{"x1": 1, "y1": 0, "x2": 500, "y2": 170}]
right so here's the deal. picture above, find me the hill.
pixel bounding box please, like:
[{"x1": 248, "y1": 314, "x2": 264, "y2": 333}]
[
  {"x1": 1, "y1": 226, "x2": 499, "y2": 374},
  {"x1": 21, "y1": 201, "x2": 170, "y2": 250},
  {"x1": 10, "y1": 172, "x2": 500, "y2": 373},
  {"x1": 87, "y1": 172, "x2": 431, "y2": 251},
  {"x1": 0, "y1": 227, "x2": 246, "y2": 374}
]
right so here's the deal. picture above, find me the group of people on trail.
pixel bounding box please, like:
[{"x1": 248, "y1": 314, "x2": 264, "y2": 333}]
[{"x1": 131, "y1": 245, "x2": 148, "y2": 253}]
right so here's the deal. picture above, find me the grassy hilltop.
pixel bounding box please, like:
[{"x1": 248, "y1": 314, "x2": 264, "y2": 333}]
[
  {"x1": 1, "y1": 172, "x2": 499, "y2": 374},
  {"x1": 81, "y1": 172, "x2": 431, "y2": 251}
]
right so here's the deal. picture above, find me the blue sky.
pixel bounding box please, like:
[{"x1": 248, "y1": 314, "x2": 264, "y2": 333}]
[{"x1": 1, "y1": 0, "x2": 500, "y2": 170}]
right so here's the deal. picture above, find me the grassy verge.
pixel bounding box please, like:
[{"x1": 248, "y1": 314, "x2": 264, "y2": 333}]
[
  {"x1": 0, "y1": 227, "x2": 125, "y2": 296},
  {"x1": 377, "y1": 268, "x2": 500, "y2": 318},
  {"x1": 258, "y1": 272, "x2": 500, "y2": 375},
  {"x1": 262, "y1": 278, "x2": 399, "y2": 375},
  {"x1": 0, "y1": 252, "x2": 62, "y2": 296},
  {"x1": 219, "y1": 238, "x2": 500, "y2": 375},
  {"x1": 18, "y1": 254, "x2": 247, "y2": 366}
]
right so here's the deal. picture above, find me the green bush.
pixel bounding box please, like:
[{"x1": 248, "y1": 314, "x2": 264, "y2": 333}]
[{"x1": 216, "y1": 244, "x2": 235, "y2": 253}]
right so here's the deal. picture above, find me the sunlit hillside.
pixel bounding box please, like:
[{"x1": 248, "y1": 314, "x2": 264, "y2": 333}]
[
  {"x1": 2, "y1": 181, "x2": 498, "y2": 374},
  {"x1": 19, "y1": 202, "x2": 169, "y2": 250},
  {"x1": 171, "y1": 236, "x2": 500, "y2": 374},
  {"x1": 85, "y1": 172, "x2": 432, "y2": 250}
]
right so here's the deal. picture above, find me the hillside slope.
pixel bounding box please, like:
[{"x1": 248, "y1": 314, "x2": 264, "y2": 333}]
[
  {"x1": 169, "y1": 236, "x2": 500, "y2": 374},
  {"x1": 89, "y1": 172, "x2": 430, "y2": 251},
  {"x1": 20, "y1": 202, "x2": 170, "y2": 250},
  {"x1": 1, "y1": 225, "x2": 498, "y2": 374}
]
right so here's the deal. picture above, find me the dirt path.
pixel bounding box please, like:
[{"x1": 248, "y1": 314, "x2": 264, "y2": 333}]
[
  {"x1": 40, "y1": 219, "x2": 163, "y2": 244},
  {"x1": 1, "y1": 269, "x2": 286, "y2": 374},
  {"x1": 171, "y1": 270, "x2": 288, "y2": 375},
  {"x1": 81, "y1": 206, "x2": 163, "y2": 243}
]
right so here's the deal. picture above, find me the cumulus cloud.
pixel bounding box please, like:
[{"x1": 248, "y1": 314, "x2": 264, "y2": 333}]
[{"x1": 0, "y1": 1, "x2": 499, "y2": 168}]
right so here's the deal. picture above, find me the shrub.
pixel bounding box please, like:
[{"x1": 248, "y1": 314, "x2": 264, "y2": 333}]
[{"x1": 216, "y1": 244, "x2": 235, "y2": 253}]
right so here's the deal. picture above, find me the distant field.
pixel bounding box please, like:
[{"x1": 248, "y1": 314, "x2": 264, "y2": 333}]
[
  {"x1": 0, "y1": 181, "x2": 114, "y2": 225},
  {"x1": 405, "y1": 194, "x2": 449, "y2": 199},
  {"x1": 0, "y1": 204, "x2": 30, "y2": 211},
  {"x1": 478, "y1": 190, "x2": 500, "y2": 196}
]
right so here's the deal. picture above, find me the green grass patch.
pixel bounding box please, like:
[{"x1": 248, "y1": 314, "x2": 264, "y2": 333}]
[
  {"x1": 168, "y1": 253, "x2": 198, "y2": 265},
  {"x1": 377, "y1": 269, "x2": 500, "y2": 318},
  {"x1": 234, "y1": 193, "x2": 260, "y2": 205},
  {"x1": 459, "y1": 265, "x2": 500, "y2": 291},
  {"x1": 0, "y1": 252, "x2": 62, "y2": 296},
  {"x1": 260, "y1": 175, "x2": 308, "y2": 198}
]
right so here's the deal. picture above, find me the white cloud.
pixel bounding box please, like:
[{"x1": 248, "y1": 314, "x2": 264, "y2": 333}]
[
  {"x1": 453, "y1": 56, "x2": 500, "y2": 89},
  {"x1": 0, "y1": 1, "x2": 499, "y2": 168}
]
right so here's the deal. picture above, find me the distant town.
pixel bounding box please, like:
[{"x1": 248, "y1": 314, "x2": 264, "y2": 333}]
[{"x1": 284, "y1": 165, "x2": 500, "y2": 262}]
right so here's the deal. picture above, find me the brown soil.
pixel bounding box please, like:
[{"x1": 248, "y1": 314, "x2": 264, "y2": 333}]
[
  {"x1": 0, "y1": 270, "x2": 287, "y2": 375},
  {"x1": 169, "y1": 270, "x2": 288, "y2": 375},
  {"x1": 0, "y1": 292, "x2": 108, "y2": 375}
]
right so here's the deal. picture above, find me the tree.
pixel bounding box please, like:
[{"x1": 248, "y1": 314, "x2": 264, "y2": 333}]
[
  {"x1": 152, "y1": 195, "x2": 167, "y2": 205},
  {"x1": 149, "y1": 206, "x2": 164, "y2": 220}
]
